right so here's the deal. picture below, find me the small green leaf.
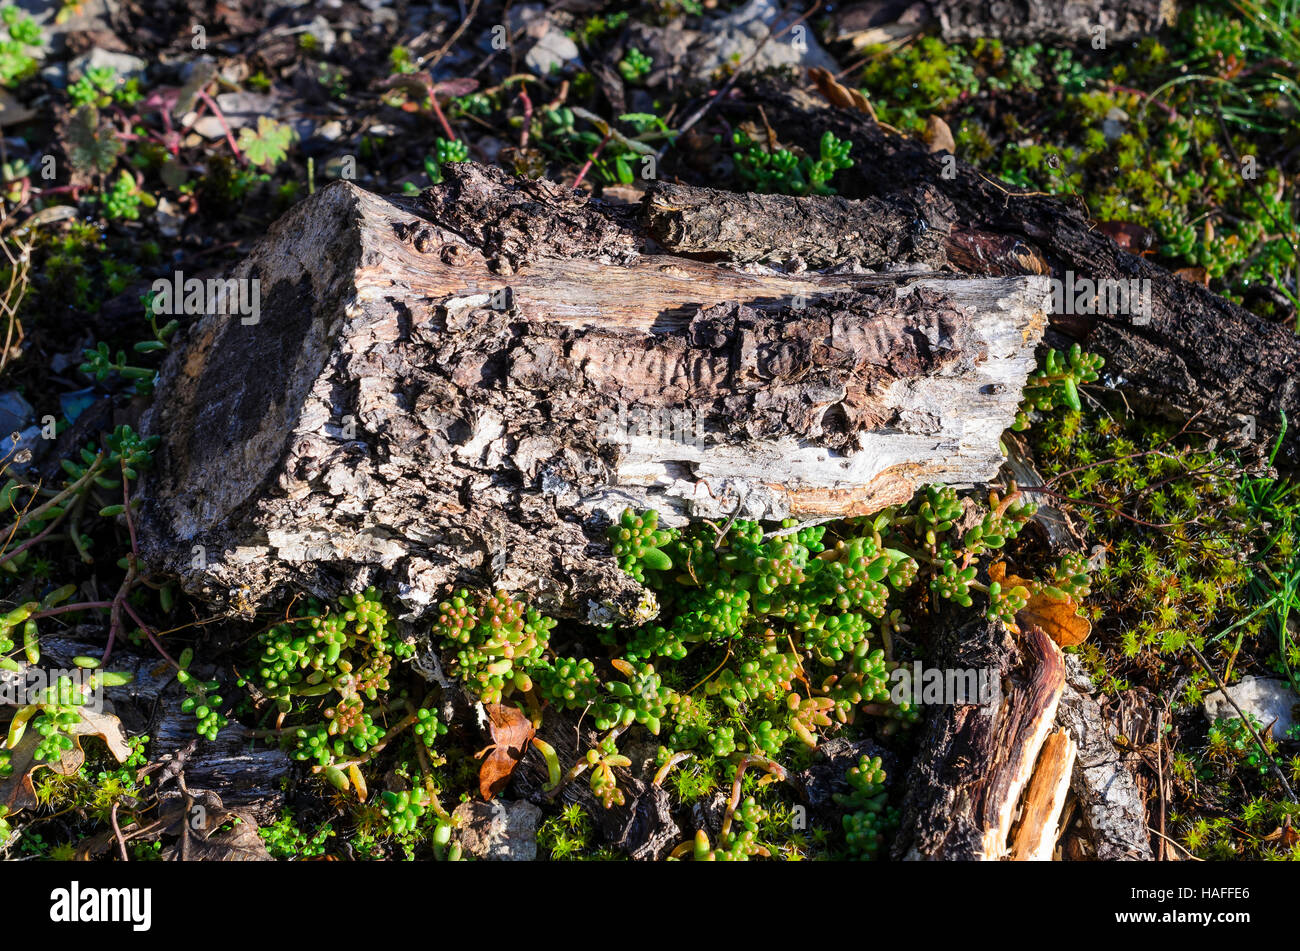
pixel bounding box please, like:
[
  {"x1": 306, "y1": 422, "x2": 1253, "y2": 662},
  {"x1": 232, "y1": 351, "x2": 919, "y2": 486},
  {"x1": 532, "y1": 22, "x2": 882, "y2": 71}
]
[
  {"x1": 640, "y1": 547, "x2": 672, "y2": 572},
  {"x1": 1061, "y1": 376, "x2": 1081, "y2": 412},
  {"x1": 237, "y1": 116, "x2": 294, "y2": 169}
]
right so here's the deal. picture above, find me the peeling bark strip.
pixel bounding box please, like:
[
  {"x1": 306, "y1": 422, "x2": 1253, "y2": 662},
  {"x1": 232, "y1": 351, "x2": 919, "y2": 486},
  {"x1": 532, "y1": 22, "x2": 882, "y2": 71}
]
[
  {"x1": 1009, "y1": 728, "x2": 1077, "y2": 861},
  {"x1": 896, "y1": 621, "x2": 1067, "y2": 860},
  {"x1": 139, "y1": 164, "x2": 1048, "y2": 623}
]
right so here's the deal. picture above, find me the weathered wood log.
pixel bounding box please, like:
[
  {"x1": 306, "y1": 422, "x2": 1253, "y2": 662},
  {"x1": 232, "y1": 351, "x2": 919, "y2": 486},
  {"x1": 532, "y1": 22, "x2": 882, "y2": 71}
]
[
  {"x1": 894, "y1": 620, "x2": 1067, "y2": 860},
  {"x1": 731, "y1": 79, "x2": 1300, "y2": 464},
  {"x1": 642, "y1": 180, "x2": 951, "y2": 268},
  {"x1": 138, "y1": 163, "x2": 1049, "y2": 623},
  {"x1": 833, "y1": 0, "x2": 1176, "y2": 47}
]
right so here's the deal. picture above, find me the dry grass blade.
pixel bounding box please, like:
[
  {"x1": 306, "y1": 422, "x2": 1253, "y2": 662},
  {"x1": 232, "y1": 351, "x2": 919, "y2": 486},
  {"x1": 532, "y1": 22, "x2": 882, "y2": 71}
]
[{"x1": 0, "y1": 209, "x2": 31, "y2": 377}]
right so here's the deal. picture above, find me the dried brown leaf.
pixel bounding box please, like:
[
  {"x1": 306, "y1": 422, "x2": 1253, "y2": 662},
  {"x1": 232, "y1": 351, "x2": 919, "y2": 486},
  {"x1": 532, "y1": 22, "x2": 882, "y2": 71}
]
[
  {"x1": 1094, "y1": 220, "x2": 1156, "y2": 254},
  {"x1": 807, "y1": 67, "x2": 876, "y2": 118},
  {"x1": 157, "y1": 792, "x2": 271, "y2": 861},
  {"x1": 1173, "y1": 266, "x2": 1210, "y2": 287},
  {"x1": 69, "y1": 706, "x2": 132, "y2": 762},
  {"x1": 991, "y1": 562, "x2": 1092, "y2": 647},
  {"x1": 923, "y1": 115, "x2": 955, "y2": 154},
  {"x1": 479, "y1": 703, "x2": 535, "y2": 800},
  {"x1": 0, "y1": 706, "x2": 129, "y2": 814}
]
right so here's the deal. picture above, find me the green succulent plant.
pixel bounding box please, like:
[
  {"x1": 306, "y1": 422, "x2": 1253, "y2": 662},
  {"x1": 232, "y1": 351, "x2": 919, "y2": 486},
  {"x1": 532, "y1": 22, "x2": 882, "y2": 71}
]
[
  {"x1": 177, "y1": 648, "x2": 227, "y2": 741},
  {"x1": 732, "y1": 130, "x2": 855, "y2": 196},
  {"x1": 430, "y1": 588, "x2": 555, "y2": 704}
]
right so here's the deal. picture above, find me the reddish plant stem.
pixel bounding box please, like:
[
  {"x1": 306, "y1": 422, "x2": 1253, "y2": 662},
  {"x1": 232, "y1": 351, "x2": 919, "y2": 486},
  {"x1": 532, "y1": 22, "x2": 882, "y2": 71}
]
[
  {"x1": 0, "y1": 517, "x2": 59, "y2": 567},
  {"x1": 194, "y1": 90, "x2": 243, "y2": 163},
  {"x1": 121, "y1": 599, "x2": 178, "y2": 669},
  {"x1": 572, "y1": 131, "x2": 612, "y2": 191},
  {"x1": 518, "y1": 85, "x2": 533, "y2": 150},
  {"x1": 425, "y1": 81, "x2": 458, "y2": 141},
  {"x1": 101, "y1": 570, "x2": 133, "y2": 666},
  {"x1": 30, "y1": 600, "x2": 113, "y2": 620}
]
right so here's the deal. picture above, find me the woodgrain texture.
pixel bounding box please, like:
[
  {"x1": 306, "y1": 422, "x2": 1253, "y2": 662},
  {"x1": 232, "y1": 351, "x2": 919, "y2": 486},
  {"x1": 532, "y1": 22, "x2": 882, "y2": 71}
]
[
  {"x1": 895, "y1": 621, "x2": 1067, "y2": 860},
  {"x1": 1010, "y1": 728, "x2": 1077, "y2": 861}
]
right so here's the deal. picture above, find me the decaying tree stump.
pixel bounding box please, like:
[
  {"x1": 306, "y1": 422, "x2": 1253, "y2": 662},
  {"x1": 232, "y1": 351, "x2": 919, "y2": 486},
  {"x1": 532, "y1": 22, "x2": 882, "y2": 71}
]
[{"x1": 138, "y1": 163, "x2": 1050, "y2": 624}]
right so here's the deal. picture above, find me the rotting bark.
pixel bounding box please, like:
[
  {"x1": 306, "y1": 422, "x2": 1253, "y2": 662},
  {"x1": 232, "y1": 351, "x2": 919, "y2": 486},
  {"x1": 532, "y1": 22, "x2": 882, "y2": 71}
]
[
  {"x1": 894, "y1": 620, "x2": 1067, "y2": 860},
  {"x1": 138, "y1": 162, "x2": 1050, "y2": 624},
  {"x1": 832, "y1": 0, "x2": 1176, "y2": 47},
  {"x1": 732, "y1": 78, "x2": 1300, "y2": 464},
  {"x1": 642, "y1": 180, "x2": 951, "y2": 269}
]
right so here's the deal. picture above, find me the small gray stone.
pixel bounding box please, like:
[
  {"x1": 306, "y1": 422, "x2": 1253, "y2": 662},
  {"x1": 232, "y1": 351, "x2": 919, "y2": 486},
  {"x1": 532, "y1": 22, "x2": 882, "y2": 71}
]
[
  {"x1": 526, "y1": 30, "x2": 580, "y2": 76},
  {"x1": 1204, "y1": 676, "x2": 1298, "y2": 739},
  {"x1": 68, "y1": 48, "x2": 148, "y2": 83},
  {"x1": 302, "y1": 16, "x2": 338, "y2": 56},
  {"x1": 0, "y1": 390, "x2": 33, "y2": 435},
  {"x1": 191, "y1": 116, "x2": 227, "y2": 140},
  {"x1": 506, "y1": 4, "x2": 581, "y2": 75},
  {"x1": 316, "y1": 120, "x2": 344, "y2": 142},
  {"x1": 689, "y1": 0, "x2": 840, "y2": 76},
  {"x1": 38, "y1": 62, "x2": 66, "y2": 88},
  {"x1": 1101, "y1": 107, "x2": 1129, "y2": 143},
  {"x1": 451, "y1": 799, "x2": 542, "y2": 860},
  {"x1": 213, "y1": 92, "x2": 278, "y2": 129}
]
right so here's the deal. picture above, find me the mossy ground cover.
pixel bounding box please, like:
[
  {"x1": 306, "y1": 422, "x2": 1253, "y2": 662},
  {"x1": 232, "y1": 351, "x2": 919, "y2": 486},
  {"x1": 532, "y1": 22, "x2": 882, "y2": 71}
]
[
  {"x1": 0, "y1": 0, "x2": 1296, "y2": 860},
  {"x1": 856, "y1": 2, "x2": 1300, "y2": 324},
  {"x1": 1029, "y1": 401, "x2": 1300, "y2": 859}
]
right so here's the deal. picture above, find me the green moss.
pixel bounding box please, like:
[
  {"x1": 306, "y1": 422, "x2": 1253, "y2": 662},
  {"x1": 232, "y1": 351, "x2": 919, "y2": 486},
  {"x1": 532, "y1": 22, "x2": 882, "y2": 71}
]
[
  {"x1": 855, "y1": 2, "x2": 1300, "y2": 324},
  {"x1": 1030, "y1": 405, "x2": 1295, "y2": 703},
  {"x1": 1027, "y1": 382, "x2": 1300, "y2": 860},
  {"x1": 537, "y1": 802, "x2": 596, "y2": 860}
]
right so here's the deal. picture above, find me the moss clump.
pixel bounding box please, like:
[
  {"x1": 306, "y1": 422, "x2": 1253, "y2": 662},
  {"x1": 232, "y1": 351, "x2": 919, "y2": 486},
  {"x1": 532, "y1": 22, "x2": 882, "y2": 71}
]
[{"x1": 1031, "y1": 407, "x2": 1290, "y2": 701}]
